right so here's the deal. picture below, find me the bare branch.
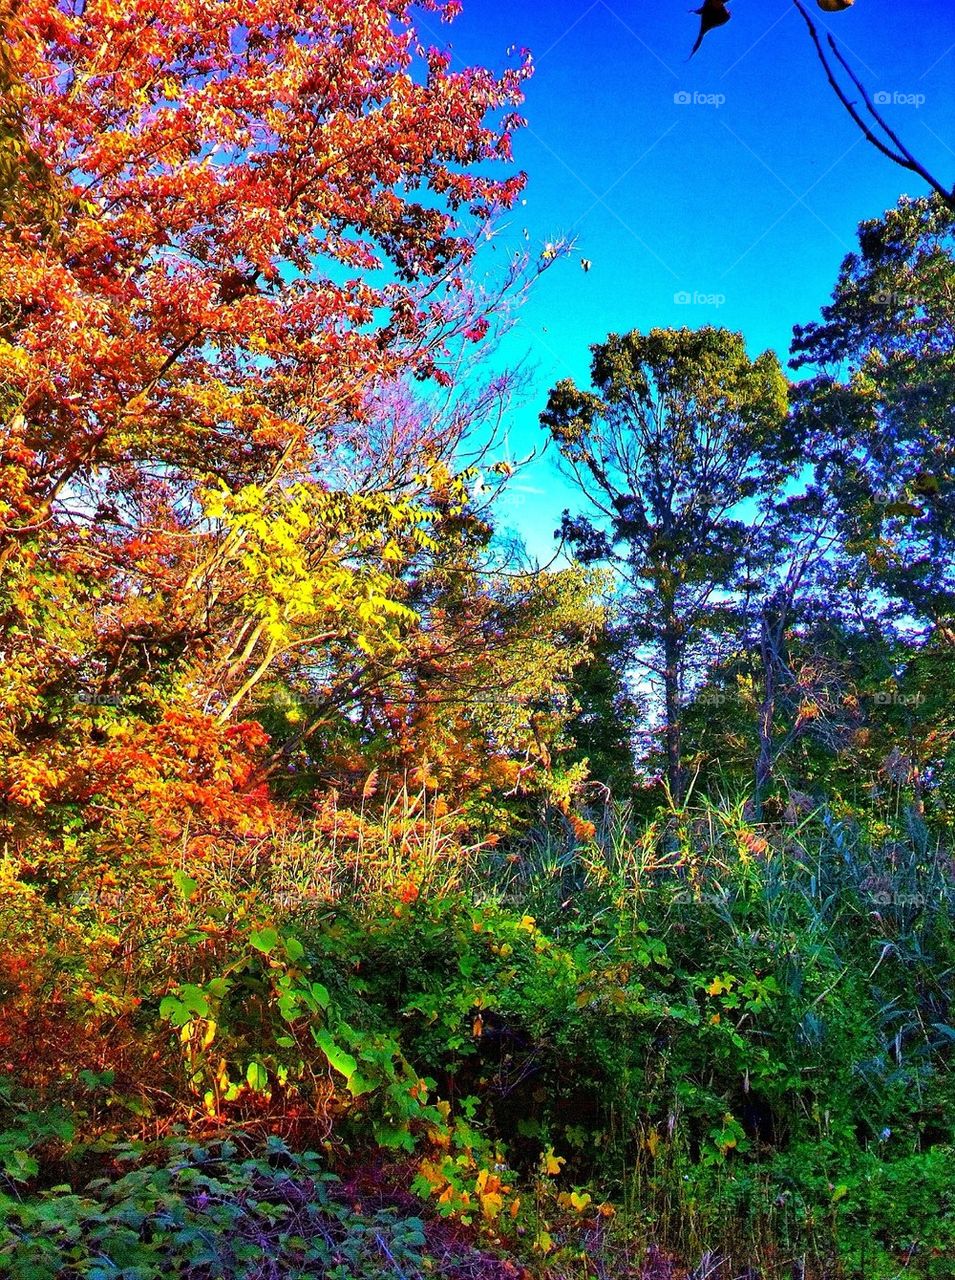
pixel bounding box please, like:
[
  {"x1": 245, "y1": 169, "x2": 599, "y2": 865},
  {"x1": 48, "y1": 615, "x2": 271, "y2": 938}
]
[{"x1": 792, "y1": 0, "x2": 955, "y2": 210}]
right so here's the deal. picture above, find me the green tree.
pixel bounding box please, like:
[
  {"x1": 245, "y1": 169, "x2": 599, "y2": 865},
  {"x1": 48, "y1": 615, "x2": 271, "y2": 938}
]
[
  {"x1": 541, "y1": 327, "x2": 789, "y2": 804},
  {"x1": 563, "y1": 618, "x2": 643, "y2": 804},
  {"x1": 791, "y1": 195, "x2": 955, "y2": 638}
]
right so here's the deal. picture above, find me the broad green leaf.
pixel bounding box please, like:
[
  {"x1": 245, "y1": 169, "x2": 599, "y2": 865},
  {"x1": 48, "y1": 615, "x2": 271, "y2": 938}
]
[
  {"x1": 313, "y1": 1029, "x2": 357, "y2": 1081},
  {"x1": 246, "y1": 1061, "x2": 269, "y2": 1092},
  {"x1": 172, "y1": 870, "x2": 199, "y2": 901},
  {"x1": 249, "y1": 926, "x2": 279, "y2": 955}
]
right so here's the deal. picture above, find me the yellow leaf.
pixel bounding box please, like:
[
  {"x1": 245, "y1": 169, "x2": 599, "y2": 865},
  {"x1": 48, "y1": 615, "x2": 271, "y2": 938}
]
[
  {"x1": 534, "y1": 1230, "x2": 554, "y2": 1254},
  {"x1": 480, "y1": 1191, "x2": 504, "y2": 1219},
  {"x1": 707, "y1": 975, "x2": 733, "y2": 996}
]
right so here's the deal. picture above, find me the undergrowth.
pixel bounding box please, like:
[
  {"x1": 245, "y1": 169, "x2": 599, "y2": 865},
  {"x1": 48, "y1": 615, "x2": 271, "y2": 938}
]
[{"x1": 1, "y1": 798, "x2": 952, "y2": 1278}]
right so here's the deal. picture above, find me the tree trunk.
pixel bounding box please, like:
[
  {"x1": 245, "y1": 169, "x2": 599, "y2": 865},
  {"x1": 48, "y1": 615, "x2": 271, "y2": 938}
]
[
  {"x1": 662, "y1": 618, "x2": 685, "y2": 806},
  {"x1": 753, "y1": 612, "x2": 778, "y2": 820}
]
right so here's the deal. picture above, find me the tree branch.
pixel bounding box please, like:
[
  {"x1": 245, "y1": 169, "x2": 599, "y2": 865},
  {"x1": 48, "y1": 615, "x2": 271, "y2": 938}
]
[{"x1": 793, "y1": 0, "x2": 955, "y2": 210}]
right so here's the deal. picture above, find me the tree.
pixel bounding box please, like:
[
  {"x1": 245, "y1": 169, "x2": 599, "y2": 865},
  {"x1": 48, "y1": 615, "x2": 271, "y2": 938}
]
[
  {"x1": 743, "y1": 484, "x2": 845, "y2": 812},
  {"x1": 541, "y1": 327, "x2": 789, "y2": 804},
  {"x1": 681, "y1": 196, "x2": 955, "y2": 817},
  {"x1": 259, "y1": 457, "x2": 605, "y2": 835},
  {"x1": 2, "y1": 0, "x2": 530, "y2": 542},
  {"x1": 0, "y1": 0, "x2": 533, "y2": 714},
  {"x1": 0, "y1": 0, "x2": 542, "y2": 863},
  {"x1": 775, "y1": 194, "x2": 955, "y2": 822},
  {"x1": 563, "y1": 618, "x2": 643, "y2": 805},
  {"x1": 791, "y1": 196, "x2": 955, "y2": 638},
  {"x1": 0, "y1": 0, "x2": 609, "y2": 1110}
]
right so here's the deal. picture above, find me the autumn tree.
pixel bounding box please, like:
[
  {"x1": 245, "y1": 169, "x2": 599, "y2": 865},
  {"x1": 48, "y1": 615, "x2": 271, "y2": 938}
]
[
  {"x1": 272, "y1": 457, "x2": 606, "y2": 834},
  {"x1": 0, "y1": 0, "x2": 541, "y2": 839},
  {"x1": 2, "y1": 0, "x2": 530, "y2": 535},
  {"x1": 541, "y1": 327, "x2": 789, "y2": 804},
  {"x1": 0, "y1": 0, "x2": 611, "y2": 1119}
]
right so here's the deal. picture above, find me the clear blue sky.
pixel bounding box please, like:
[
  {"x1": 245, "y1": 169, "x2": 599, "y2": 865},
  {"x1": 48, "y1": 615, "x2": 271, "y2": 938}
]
[{"x1": 417, "y1": 0, "x2": 955, "y2": 561}]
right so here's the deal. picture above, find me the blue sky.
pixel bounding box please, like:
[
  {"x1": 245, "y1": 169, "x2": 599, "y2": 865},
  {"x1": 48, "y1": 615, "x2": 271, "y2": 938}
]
[{"x1": 416, "y1": 0, "x2": 955, "y2": 561}]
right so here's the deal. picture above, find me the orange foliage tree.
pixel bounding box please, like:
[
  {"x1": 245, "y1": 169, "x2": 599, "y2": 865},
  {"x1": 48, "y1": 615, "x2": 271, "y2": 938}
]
[
  {"x1": 1, "y1": 0, "x2": 532, "y2": 824},
  {"x1": 0, "y1": 0, "x2": 572, "y2": 1103}
]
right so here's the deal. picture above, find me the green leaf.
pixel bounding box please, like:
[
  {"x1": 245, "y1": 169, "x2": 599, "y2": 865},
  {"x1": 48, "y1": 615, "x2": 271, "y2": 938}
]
[
  {"x1": 310, "y1": 982, "x2": 330, "y2": 1009},
  {"x1": 78, "y1": 1070, "x2": 115, "y2": 1092},
  {"x1": 277, "y1": 993, "x2": 300, "y2": 1021},
  {"x1": 3, "y1": 1149, "x2": 39, "y2": 1182},
  {"x1": 284, "y1": 936, "x2": 305, "y2": 962},
  {"x1": 374, "y1": 1122, "x2": 414, "y2": 1151},
  {"x1": 249, "y1": 926, "x2": 279, "y2": 955},
  {"x1": 313, "y1": 1029, "x2": 357, "y2": 1081},
  {"x1": 172, "y1": 870, "x2": 199, "y2": 901},
  {"x1": 345, "y1": 1072, "x2": 376, "y2": 1098},
  {"x1": 246, "y1": 1061, "x2": 269, "y2": 1092},
  {"x1": 181, "y1": 985, "x2": 210, "y2": 1017}
]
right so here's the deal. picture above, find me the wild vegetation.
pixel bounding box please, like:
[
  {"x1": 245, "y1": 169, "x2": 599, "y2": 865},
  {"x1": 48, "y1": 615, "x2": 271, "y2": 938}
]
[{"x1": 1, "y1": 2, "x2": 952, "y2": 1277}]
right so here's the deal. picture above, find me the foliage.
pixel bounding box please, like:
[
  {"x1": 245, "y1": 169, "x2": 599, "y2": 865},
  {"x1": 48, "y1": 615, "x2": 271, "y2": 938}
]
[
  {"x1": 0, "y1": 1135, "x2": 520, "y2": 1279},
  {"x1": 1, "y1": 3, "x2": 953, "y2": 1277},
  {"x1": 5, "y1": 795, "x2": 953, "y2": 1275}
]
